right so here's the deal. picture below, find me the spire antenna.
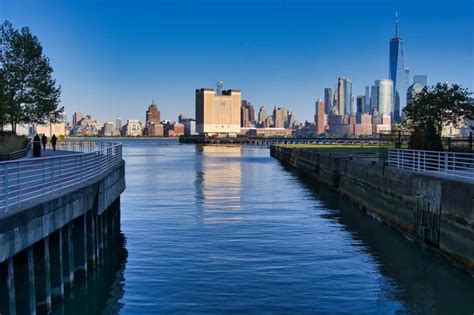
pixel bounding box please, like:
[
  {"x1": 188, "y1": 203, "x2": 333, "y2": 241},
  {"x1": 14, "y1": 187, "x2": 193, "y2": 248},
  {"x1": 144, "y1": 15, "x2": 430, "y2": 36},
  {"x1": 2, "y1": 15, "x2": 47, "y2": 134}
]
[{"x1": 395, "y1": 11, "x2": 398, "y2": 38}]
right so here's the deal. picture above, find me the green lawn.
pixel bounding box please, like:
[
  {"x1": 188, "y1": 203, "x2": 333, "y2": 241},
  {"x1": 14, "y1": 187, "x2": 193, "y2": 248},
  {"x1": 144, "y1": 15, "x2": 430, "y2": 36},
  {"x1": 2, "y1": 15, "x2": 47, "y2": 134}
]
[{"x1": 0, "y1": 134, "x2": 29, "y2": 154}]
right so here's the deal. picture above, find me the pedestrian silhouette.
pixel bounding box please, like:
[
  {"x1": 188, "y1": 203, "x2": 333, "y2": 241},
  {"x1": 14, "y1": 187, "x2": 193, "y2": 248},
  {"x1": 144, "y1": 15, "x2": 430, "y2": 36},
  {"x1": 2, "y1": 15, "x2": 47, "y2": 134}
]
[
  {"x1": 41, "y1": 134, "x2": 47, "y2": 150},
  {"x1": 33, "y1": 134, "x2": 41, "y2": 157},
  {"x1": 51, "y1": 134, "x2": 57, "y2": 151}
]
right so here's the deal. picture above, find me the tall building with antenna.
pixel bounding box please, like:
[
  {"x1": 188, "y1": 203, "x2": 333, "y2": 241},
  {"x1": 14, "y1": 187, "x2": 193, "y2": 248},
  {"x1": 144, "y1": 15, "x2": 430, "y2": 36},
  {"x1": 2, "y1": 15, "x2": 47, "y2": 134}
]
[{"x1": 389, "y1": 12, "x2": 406, "y2": 123}]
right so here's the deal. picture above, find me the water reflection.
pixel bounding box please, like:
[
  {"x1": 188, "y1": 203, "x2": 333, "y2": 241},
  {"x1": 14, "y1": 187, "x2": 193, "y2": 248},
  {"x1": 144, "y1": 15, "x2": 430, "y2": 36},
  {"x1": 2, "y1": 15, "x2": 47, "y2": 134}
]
[
  {"x1": 291, "y1": 167, "x2": 474, "y2": 314},
  {"x1": 51, "y1": 230, "x2": 128, "y2": 315},
  {"x1": 195, "y1": 146, "x2": 243, "y2": 223},
  {"x1": 59, "y1": 141, "x2": 474, "y2": 314}
]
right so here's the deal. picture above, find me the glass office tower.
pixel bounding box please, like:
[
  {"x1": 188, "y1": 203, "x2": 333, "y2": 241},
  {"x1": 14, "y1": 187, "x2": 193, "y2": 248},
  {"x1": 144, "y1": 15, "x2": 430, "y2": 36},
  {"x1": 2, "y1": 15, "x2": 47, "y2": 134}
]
[
  {"x1": 375, "y1": 79, "x2": 394, "y2": 116},
  {"x1": 389, "y1": 12, "x2": 405, "y2": 122}
]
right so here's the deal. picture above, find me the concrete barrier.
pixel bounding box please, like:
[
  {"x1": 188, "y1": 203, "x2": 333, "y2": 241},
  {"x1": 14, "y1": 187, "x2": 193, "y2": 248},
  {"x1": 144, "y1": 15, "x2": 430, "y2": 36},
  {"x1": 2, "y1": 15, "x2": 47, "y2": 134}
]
[{"x1": 0, "y1": 156, "x2": 125, "y2": 315}]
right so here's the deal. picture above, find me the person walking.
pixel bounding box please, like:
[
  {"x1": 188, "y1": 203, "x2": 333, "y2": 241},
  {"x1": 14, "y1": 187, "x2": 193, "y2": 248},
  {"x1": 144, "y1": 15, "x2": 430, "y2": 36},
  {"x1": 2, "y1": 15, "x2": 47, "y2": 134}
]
[
  {"x1": 33, "y1": 134, "x2": 41, "y2": 157},
  {"x1": 41, "y1": 134, "x2": 47, "y2": 150},
  {"x1": 51, "y1": 134, "x2": 57, "y2": 151}
]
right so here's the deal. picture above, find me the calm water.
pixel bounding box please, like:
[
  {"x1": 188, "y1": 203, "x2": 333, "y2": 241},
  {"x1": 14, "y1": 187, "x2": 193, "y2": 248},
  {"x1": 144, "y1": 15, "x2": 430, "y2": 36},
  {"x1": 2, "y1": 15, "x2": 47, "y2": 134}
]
[{"x1": 54, "y1": 139, "x2": 474, "y2": 314}]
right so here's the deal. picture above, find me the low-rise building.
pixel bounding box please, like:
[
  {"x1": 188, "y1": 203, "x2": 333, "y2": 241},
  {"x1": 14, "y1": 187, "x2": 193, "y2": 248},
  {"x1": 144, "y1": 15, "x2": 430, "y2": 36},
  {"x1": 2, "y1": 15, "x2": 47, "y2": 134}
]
[
  {"x1": 35, "y1": 122, "x2": 67, "y2": 138},
  {"x1": 122, "y1": 119, "x2": 143, "y2": 136}
]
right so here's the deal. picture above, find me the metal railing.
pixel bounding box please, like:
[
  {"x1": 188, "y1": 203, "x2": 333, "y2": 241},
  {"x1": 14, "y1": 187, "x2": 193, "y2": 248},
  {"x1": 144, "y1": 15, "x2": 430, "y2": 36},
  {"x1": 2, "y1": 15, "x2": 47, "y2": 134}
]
[
  {"x1": 0, "y1": 141, "x2": 122, "y2": 214},
  {"x1": 388, "y1": 149, "x2": 474, "y2": 181},
  {"x1": 0, "y1": 139, "x2": 32, "y2": 161}
]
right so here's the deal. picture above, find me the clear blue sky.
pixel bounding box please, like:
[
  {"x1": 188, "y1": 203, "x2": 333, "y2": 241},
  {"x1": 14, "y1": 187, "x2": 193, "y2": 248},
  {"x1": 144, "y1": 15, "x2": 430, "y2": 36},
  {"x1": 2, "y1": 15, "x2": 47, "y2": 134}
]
[{"x1": 1, "y1": 0, "x2": 473, "y2": 123}]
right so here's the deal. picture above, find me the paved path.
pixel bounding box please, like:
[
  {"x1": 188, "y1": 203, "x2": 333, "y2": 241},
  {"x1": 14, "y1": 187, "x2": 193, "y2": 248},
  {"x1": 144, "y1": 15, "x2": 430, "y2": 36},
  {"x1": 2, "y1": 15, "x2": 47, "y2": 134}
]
[{"x1": 24, "y1": 148, "x2": 80, "y2": 159}]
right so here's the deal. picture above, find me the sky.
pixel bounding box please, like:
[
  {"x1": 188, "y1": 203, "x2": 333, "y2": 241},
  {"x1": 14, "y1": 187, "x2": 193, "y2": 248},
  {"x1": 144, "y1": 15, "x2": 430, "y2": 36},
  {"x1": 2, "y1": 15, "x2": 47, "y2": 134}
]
[{"x1": 1, "y1": 0, "x2": 473, "y2": 123}]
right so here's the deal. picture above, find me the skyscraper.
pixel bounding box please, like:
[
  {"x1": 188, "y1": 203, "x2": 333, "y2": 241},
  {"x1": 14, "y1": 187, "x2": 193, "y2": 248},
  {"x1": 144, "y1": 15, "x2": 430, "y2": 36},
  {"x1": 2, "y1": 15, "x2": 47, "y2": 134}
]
[
  {"x1": 356, "y1": 96, "x2": 365, "y2": 114},
  {"x1": 370, "y1": 85, "x2": 378, "y2": 112},
  {"x1": 406, "y1": 82, "x2": 425, "y2": 106},
  {"x1": 258, "y1": 106, "x2": 268, "y2": 126},
  {"x1": 375, "y1": 79, "x2": 394, "y2": 116},
  {"x1": 350, "y1": 95, "x2": 356, "y2": 115},
  {"x1": 315, "y1": 98, "x2": 326, "y2": 134},
  {"x1": 324, "y1": 88, "x2": 333, "y2": 114},
  {"x1": 364, "y1": 86, "x2": 371, "y2": 113},
  {"x1": 413, "y1": 75, "x2": 428, "y2": 86},
  {"x1": 337, "y1": 77, "x2": 352, "y2": 115},
  {"x1": 145, "y1": 101, "x2": 163, "y2": 136},
  {"x1": 273, "y1": 107, "x2": 288, "y2": 128},
  {"x1": 389, "y1": 12, "x2": 406, "y2": 122}
]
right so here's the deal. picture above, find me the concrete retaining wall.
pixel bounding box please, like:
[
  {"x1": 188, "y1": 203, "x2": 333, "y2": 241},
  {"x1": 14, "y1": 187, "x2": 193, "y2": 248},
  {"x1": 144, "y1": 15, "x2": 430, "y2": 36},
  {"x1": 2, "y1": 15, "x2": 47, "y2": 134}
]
[
  {"x1": 0, "y1": 160, "x2": 126, "y2": 263},
  {"x1": 271, "y1": 145, "x2": 474, "y2": 273}
]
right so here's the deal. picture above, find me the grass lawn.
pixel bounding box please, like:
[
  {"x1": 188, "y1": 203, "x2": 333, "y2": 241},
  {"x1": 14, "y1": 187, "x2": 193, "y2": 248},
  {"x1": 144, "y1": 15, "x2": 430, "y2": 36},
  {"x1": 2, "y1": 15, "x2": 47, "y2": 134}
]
[
  {"x1": 0, "y1": 133, "x2": 29, "y2": 155},
  {"x1": 278, "y1": 144, "x2": 395, "y2": 154}
]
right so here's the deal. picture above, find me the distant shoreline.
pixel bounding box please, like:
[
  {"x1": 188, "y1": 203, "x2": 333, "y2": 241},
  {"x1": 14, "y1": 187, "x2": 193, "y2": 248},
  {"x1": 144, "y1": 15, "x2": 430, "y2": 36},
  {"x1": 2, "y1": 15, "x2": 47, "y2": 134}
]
[{"x1": 68, "y1": 136, "x2": 179, "y2": 140}]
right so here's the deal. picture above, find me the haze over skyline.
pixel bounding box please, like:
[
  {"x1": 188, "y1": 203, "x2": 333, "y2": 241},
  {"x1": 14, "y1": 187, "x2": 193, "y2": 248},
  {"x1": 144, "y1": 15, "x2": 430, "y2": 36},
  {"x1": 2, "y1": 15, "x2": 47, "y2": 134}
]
[{"x1": 2, "y1": 0, "x2": 473, "y2": 123}]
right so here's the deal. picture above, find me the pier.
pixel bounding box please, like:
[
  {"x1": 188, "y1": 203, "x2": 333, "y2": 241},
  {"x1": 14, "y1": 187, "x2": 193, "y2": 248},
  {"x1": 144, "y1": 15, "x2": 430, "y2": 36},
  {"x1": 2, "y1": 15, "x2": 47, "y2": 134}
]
[
  {"x1": 0, "y1": 141, "x2": 126, "y2": 315},
  {"x1": 179, "y1": 135, "x2": 390, "y2": 146}
]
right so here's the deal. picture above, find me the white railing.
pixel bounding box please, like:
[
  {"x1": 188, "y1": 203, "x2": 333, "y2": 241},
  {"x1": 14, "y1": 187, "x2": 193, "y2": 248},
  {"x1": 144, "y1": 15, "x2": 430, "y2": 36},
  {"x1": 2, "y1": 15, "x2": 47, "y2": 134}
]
[
  {"x1": 388, "y1": 149, "x2": 474, "y2": 182},
  {"x1": 0, "y1": 141, "x2": 123, "y2": 214}
]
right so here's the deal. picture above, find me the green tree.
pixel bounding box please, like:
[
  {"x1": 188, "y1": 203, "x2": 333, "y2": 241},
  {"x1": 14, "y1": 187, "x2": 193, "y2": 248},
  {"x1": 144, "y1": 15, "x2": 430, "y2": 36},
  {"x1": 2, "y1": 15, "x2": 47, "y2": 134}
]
[
  {"x1": 403, "y1": 83, "x2": 472, "y2": 150},
  {"x1": 0, "y1": 68, "x2": 7, "y2": 130},
  {"x1": 0, "y1": 20, "x2": 62, "y2": 133}
]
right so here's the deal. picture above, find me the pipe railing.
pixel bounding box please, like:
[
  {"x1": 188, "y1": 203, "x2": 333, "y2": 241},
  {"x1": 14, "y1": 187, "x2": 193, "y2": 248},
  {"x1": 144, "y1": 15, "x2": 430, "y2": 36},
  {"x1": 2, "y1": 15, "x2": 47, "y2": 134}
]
[
  {"x1": 0, "y1": 141, "x2": 122, "y2": 214},
  {"x1": 388, "y1": 149, "x2": 474, "y2": 181}
]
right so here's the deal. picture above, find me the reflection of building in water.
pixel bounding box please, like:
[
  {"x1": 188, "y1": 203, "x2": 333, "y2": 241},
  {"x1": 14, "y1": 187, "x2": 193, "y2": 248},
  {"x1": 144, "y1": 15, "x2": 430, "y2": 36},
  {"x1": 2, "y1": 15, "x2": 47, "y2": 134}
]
[{"x1": 194, "y1": 146, "x2": 242, "y2": 222}]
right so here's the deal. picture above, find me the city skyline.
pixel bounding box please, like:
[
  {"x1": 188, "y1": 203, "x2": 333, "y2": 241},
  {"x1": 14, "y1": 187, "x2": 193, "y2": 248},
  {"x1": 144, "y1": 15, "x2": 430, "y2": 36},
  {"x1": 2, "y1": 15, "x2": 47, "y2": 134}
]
[{"x1": 1, "y1": 0, "x2": 473, "y2": 123}]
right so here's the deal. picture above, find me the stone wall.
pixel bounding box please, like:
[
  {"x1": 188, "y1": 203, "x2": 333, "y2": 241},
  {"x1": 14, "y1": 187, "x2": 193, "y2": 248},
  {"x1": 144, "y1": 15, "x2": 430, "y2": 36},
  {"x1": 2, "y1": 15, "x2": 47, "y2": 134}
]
[{"x1": 271, "y1": 145, "x2": 474, "y2": 272}]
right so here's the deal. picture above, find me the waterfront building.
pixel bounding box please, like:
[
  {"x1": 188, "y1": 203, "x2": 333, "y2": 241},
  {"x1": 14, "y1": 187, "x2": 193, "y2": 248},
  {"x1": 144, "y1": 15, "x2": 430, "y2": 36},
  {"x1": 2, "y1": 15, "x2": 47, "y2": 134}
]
[
  {"x1": 315, "y1": 99, "x2": 326, "y2": 134},
  {"x1": 182, "y1": 119, "x2": 197, "y2": 136},
  {"x1": 337, "y1": 77, "x2": 352, "y2": 115},
  {"x1": 354, "y1": 114, "x2": 373, "y2": 136},
  {"x1": 101, "y1": 122, "x2": 119, "y2": 137},
  {"x1": 376, "y1": 114, "x2": 392, "y2": 134},
  {"x1": 287, "y1": 112, "x2": 298, "y2": 129},
  {"x1": 116, "y1": 116, "x2": 123, "y2": 133},
  {"x1": 145, "y1": 102, "x2": 163, "y2": 136},
  {"x1": 370, "y1": 85, "x2": 378, "y2": 112},
  {"x1": 356, "y1": 96, "x2": 365, "y2": 114},
  {"x1": 273, "y1": 107, "x2": 288, "y2": 129},
  {"x1": 413, "y1": 75, "x2": 428, "y2": 86},
  {"x1": 389, "y1": 12, "x2": 406, "y2": 122},
  {"x1": 375, "y1": 79, "x2": 394, "y2": 117},
  {"x1": 241, "y1": 127, "x2": 293, "y2": 137},
  {"x1": 258, "y1": 106, "x2": 268, "y2": 126},
  {"x1": 406, "y1": 82, "x2": 425, "y2": 106},
  {"x1": 328, "y1": 115, "x2": 351, "y2": 136},
  {"x1": 324, "y1": 88, "x2": 333, "y2": 114},
  {"x1": 164, "y1": 122, "x2": 184, "y2": 137},
  {"x1": 241, "y1": 100, "x2": 256, "y2": 126},
  {"x1": 241, "y1": 100, "x2": 255, "y2": 128},
  {"x1": 264, "y1": 115, "x2": 273, "y2": 128},
  {"x1": 350, "y1": 95, "x2": 356, "y2": 115},
  {"x1": 364, "y1": 86, "x2": 371, "y2": 113},
  {"x1": 72, "y1": 112, "x2": 82, "y2": 127},
  {"x1": 122, "y1": 119, "x2": 143, "y2": 136},
  {"x1": 35, "y1": 122, "x2": 66, "y2": 138},
  {"x1": 195, "y1": 87, "x2": 241, "y2": 136}
]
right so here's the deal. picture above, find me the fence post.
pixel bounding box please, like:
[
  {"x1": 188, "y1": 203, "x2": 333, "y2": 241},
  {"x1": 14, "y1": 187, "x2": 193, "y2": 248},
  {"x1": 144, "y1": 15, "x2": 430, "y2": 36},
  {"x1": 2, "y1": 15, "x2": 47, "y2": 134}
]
[
  {"x1": 444, "y1": 152, "x2": 448, "y2": 173},
  {"x1": 4, "y1": 163, "x2": 9, "y2": 213},
  {"x1": 397, "y1": 149, "x2": 400, "y2": 168},
  {"x1": 470, "y1": 132, "x2": 472, "y2": 153}
]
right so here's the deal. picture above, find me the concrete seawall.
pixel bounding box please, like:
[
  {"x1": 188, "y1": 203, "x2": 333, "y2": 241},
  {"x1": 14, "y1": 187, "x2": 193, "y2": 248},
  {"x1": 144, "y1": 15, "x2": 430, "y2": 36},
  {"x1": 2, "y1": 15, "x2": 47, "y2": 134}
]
[
  {"x1": 0, "y1": 159, "x2": 126, "y2": 315},
  {"x1": 271, "y1": 145, "x2": 474, "y2": 273}
]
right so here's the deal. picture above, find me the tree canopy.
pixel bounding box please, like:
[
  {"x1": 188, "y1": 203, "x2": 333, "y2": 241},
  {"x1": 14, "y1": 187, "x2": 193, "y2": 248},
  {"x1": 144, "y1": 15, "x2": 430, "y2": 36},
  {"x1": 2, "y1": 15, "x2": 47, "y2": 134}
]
[
  {"x1": 403, "y1": 83, "x2": 472, "y2": 150},
  {"x1": 0, "y1": 20, "x2": 63, "y2": 132}
]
